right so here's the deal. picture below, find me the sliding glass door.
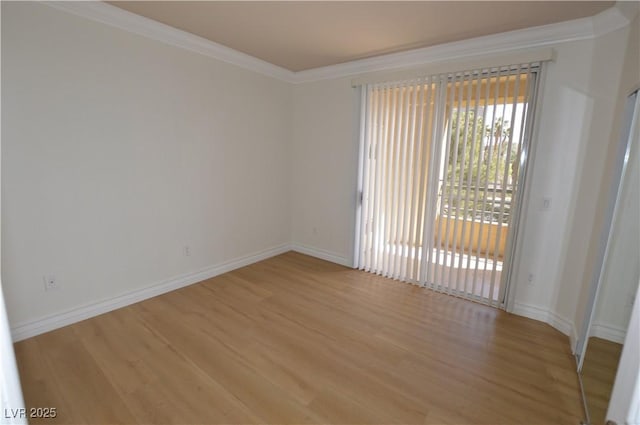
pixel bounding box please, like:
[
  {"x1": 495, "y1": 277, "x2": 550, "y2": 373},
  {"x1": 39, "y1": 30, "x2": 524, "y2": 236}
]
[{"x1": 355, "y1": 62, "x2": 541, "y2": 308}]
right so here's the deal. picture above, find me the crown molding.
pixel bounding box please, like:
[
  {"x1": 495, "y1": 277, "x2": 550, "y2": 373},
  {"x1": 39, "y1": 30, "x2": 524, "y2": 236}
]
[
  {"x1": 291, "y1": 8, "x2": 629, "y2": 83},
  {"x1": 592, "y1": 1, "x2": 636, "y2": 38},
  {"x1": 44, "y1": 1, "x2": 631, "y2": 85},
  {"x1": 44, "y1": 1, "x2": 295, "y2": 82}
]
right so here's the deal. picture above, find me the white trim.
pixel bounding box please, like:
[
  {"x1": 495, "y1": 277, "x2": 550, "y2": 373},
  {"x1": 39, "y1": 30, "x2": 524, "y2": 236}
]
[
  {"x1": 592, "y1": 3, "x2": 636, "y2": 38},
  {"x1": 43, "y1": 1, "x2": 293, "y2": 82},
  {"x1": 512, "y1": 302, "x2": 578, "y2": 352},
  {"x1": 10, "y1": 243, "x2": 290, "y2": 342},
  {"x1": 511, "y1": 302, "x2": 549, "y2": 322},
  {"x1": 290, "y1": 243, "x2": 352, "y2": 268},
  {"x1": 42, "y1": 2, "x2": 630, "y2": 85},
  {"x1": 349, "y1": 48, "x2": 553, "y2": 87},
  {"x1": 504, "y1": 63, "x2": 548, "y2": 315},
  {"x1": 590, "y1": 322, "x2": 627, "y2": 344},
  {"x1": 293, "y1": 6, "x2": 629, "y2": 84},
  {"x1": 549, "y1": 310, "x2": 579, "y2": 354}
]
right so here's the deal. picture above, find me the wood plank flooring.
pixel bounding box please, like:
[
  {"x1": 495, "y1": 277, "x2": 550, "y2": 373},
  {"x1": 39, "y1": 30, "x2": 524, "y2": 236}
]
[
  {"x1": 14, "y1": 252, "x2": 584, "y2": 424},
  {"x1": 581, "y1": 337, "x2": 623, "y2": 425}
]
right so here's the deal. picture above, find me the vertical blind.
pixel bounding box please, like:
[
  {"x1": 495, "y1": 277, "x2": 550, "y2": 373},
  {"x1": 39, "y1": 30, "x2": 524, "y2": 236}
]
[{"x1": 356, "y1": 62, "x2": 540, "y2": 307}]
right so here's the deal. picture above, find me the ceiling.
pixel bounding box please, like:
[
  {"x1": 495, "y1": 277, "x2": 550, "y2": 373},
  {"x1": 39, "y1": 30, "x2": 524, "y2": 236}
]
[{"x1": 109, "y1": 1, "x2": 614, "y2": 72}]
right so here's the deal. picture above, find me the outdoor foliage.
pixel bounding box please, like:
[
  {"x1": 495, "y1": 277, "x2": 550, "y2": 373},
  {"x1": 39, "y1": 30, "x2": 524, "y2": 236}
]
[{"x1": 442, "y1": 109, "x2": 520, "y2": 223}]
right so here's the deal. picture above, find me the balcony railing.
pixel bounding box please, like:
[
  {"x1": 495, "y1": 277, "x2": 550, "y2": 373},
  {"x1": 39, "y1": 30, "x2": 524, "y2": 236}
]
[
  {"x1": 437, "y1": 182, "x2": 512, "y2": 259},
  {"x1": 440, "y1": 182, "x2": 513, "y2": 224}
]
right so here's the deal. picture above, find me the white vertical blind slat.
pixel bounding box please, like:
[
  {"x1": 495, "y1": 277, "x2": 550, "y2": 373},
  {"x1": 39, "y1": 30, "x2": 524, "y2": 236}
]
[
  {"x1": 359, "y1": 86, "x2": 372, "y2": 269},
  {"x1": 433, "y1": 74, "x2": 459, "y2": 291},
  {"x1": 451, "y1": 72, "x2": 475, "y2": 295},
  {"x1": 423, "y1": 77, "x2": 446, "y2": 287},
  {"x1": 366, "y1": 85, "x2": 380, "y2": 271},
  {"x1": 400, "y1": 81, "x2": 420, "y2": 280},
  {"x1": 469, "y1": 73, "x2": 492, "y2": 297},
  {"x1": 444, "y1": 73, "x2": 469, "y2": 294},
  {"x1": 398, "y1": 82, "x2": 418, "y2": 278},
  {"x1": 412, "y1": 79, "x2": 433, "y2": 283},
  {"x1": 476, "y1": 68, "x2": 503, "y2": 303},
  {"x1": 357, "y1": 62, "x2": 540, "y2": 308},
  {"x1": 490, "y1": 69, "x2": 522, "y2": 302},
  {"x1": 391, "y1": 83, "x2": 406, "y2": 278},
  {"x1": 387, "y1": 84, "x2": 400, "y2": 278},
  {"x1": 460, "y1": 73, "x2": 483, "y2": 295},
  {"x1": 391, "y1": 83, "x2": 411, "y2": 278},
  {"x1": 368, "y1": 84, "x2": 383, "y2": 272},
  {"x1": 382, "y1": 84, "x2": 399, "y2": 276},
  {"x1": 380, "y1": 85, "x2": 391, "y2": 275},
  {"x1": 487, "y1": 69, "x2": 512, "y2": 306},
  {"x1": 372, "y1": 84, "x2": 388, "y2": 272}
]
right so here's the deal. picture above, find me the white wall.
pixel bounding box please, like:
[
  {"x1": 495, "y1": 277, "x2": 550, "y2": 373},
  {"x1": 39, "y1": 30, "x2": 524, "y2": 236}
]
[
  {"x1": 591, "y1": 127, "x2": 639, "y2": 342},
  {"x1": 0, "y1": 3, "x2": 27, "y2": 421},
  {"x1": 291, "y1": 78, "x2": 359, "y2": 266},
  {"x1": 2, "y1": 1, "x2": 637, "y2": 419},
  {"x1": 574, "y1": 9, "x2": 640, "y2": 349},
  {"x1": 597, "y1": 16, "x2": 640, "y2": 416},
  {"x1": 508, "y1": 37, "x2": 596, "y2": 338},
  {"x1": 289, "y1": 20, "x2": 632, "y2": 342},
  {"x1": 554, "y1": 24, "x2": 632, "y2": 343},
  {"x1": 1, "y1": 2, "x2": 292, "y2": 329},
  {"x1": 1, "y1": 1, "x2": 636, "y2": 352},
  {"x1": 512, "y1": 24, "x2": 631, "y2": 343},
  {"x1": 593, "y1": 10, "x2": 640, "y2": 345}
]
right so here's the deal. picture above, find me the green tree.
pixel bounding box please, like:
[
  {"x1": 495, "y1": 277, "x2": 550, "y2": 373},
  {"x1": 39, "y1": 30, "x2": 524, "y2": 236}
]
[
  {"x1": 444, "y1": 110, "x2": 517, "y2": 223},
  {"x1": 446, "y1": 109, "x2": 484, "y2": 185}
]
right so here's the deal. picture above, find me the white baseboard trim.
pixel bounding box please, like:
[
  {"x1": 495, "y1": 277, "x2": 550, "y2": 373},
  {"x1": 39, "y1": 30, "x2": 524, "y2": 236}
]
[
  {"x1": 590, "y1": 322, "x2": 626, "y2": 344},
  {"x1": 512, "y1": 302, "x2": 549, "y2": 322},
  {"x1": 548, "y1": 310, "x2": 579, "y2": 353},
  {"x1": 290, "y1": 243, "x2": 353, "y2": 268},
  {"x1": 512, "y1": 302, "x2": 578, "y2": 352},
  {"x1": 10, "y1": 243, "x2": 291, "y2": 342}
]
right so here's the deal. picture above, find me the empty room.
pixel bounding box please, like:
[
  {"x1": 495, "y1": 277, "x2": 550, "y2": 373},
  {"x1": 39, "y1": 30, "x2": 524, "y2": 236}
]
[{"x1": 1, "y1": 1, "x2": 639, "y2": 424}]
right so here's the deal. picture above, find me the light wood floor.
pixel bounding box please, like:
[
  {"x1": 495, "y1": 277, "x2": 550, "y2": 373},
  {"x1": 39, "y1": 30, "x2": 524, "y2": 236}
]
[
  {"x1": 581, "y1": 337, "x2": 623, "y2": 425},
  {"x1": 15, "y1": 252, "x2": 583, "y2": 424}
]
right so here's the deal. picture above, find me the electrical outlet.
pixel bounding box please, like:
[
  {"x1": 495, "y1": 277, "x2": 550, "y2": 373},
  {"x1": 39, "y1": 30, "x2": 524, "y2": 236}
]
[
  {"x1": 542, "y1": 197, "x2": 551, "y2": 211},
  {"x1": 184, "y1": 245, "x2": 191, "y2": 257},
  {"x1": 43, "y1": 275, "x2": 58, "y2": 291},
  {"x1": 527, "y1": 273, "x2": 535, "y2": 285}
]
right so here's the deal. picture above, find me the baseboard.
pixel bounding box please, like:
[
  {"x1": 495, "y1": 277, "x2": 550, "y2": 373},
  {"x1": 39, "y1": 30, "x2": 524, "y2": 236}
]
[
  {"x1": 589, "y1": 322, "x2": 626, "y2": 344},
  {"x1": 548, "y1": 310, "x2": 579, "y2": 353},
  {"x1": 290, "y1": 243, "x2": 353, "y2": 267},
  {"x1": 512, "y1": 302, "x2": 549, "y2": 323},
  {"x1": 512, "y1": 302, "x2": 578, "y2": 352},
  {"x1": 10, "y1": 243, "x2": 291, "y2": 342}
]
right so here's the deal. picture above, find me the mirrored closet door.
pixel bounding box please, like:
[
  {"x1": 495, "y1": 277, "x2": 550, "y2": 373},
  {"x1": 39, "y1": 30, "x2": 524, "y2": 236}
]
[{"x1": 577, "y1": 89, "x2": 640, "y2": 425}]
